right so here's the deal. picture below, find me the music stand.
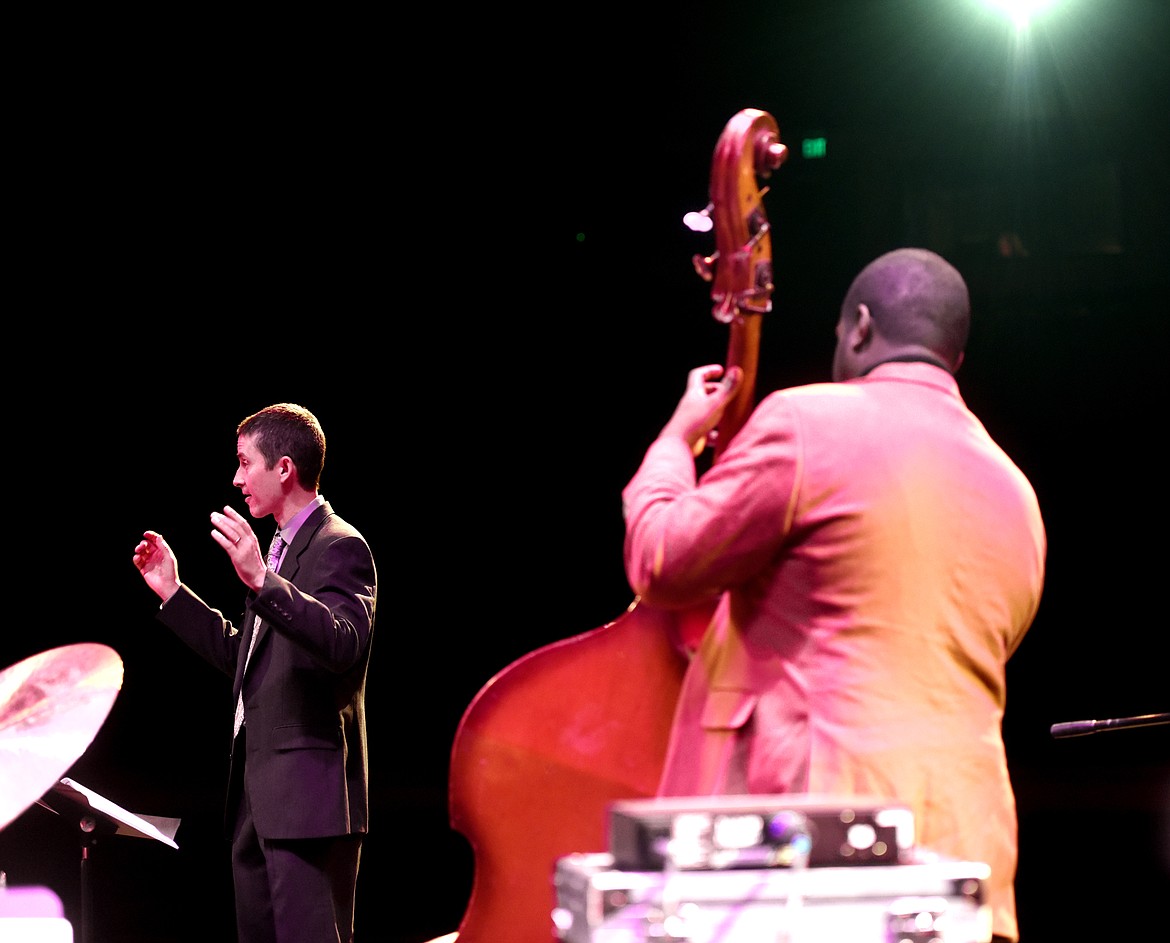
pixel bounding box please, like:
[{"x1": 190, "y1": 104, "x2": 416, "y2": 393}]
[{"x1": 36, "y1": 777, "x2": 179, "y2": 943}]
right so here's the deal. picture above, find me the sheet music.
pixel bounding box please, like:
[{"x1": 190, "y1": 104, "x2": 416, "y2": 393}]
[{"x1": 54, "y1": 777, "x2": 179, "y2": 848}]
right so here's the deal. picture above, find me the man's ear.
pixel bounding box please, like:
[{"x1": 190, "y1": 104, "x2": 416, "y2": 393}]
[{"x1": 851, "y1": 303, "x2": 873, "y2": 351}]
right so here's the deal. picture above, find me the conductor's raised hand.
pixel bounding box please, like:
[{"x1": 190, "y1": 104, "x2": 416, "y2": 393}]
[
  {"x1": 133, "y1": 530, "x2": 182, "y2": 603},
  {"x1": 660, "y1": 364, "x2": 744, "y2": 457},
  {"x1": 210, "y1": 505, "x2": 267, "y2": 592}
]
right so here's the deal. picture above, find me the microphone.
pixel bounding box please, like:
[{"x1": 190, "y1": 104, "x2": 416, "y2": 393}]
[
  {"x1": 1050, "y1": 713, "x2": 1170, "y2": 738},
  {"x1": 1050, "y1": 719, "x2": 1108, "y2": 738}
]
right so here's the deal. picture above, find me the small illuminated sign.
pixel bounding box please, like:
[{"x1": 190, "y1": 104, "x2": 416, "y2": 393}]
[{"x1": 802, "y1": 137, "x2": 827, "y2": 159}]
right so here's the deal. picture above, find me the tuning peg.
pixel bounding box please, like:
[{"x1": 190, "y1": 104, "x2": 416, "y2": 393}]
[
  {"x1": 683, "y1": 204, "x2": 714, "y2": 233},
  {"x1": 692, "y1": 251, "x2": 717, "y2": 282},
  {"x1": 761, "y1": 140, "x2": 788, "y2": 172}
]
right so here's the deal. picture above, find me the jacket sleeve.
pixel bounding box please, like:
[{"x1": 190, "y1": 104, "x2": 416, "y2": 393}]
[
  {"x1": 622, "y1": 392, "x2": 803, "y2": 609},
  {"x1": 248, "y1": 531, "x2": 376, "y2": 674},
  {"x1": 157, "y1": 583, "x2": 243, "y2": 678}
]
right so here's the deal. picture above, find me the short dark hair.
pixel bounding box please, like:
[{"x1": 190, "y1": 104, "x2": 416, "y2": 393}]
[
  {"x1": 237, "y1": 403, "x2": 326, "y2": 489},
  {"x1": 842, "y1": 248, "x2": 970, "y2": 365}
]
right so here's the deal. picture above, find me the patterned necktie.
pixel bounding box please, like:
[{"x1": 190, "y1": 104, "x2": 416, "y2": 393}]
[
  {"x1": 233, "y1": 532, "x2": 284, "y2": 738},
  {"x1": 264, "y1": 532, "x2": 285, "y2": 572}
]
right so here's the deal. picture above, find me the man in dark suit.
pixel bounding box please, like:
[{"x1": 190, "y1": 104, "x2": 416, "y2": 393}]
[{"x1": 132, "y1": 402, "x2": 377, "y2": 943}]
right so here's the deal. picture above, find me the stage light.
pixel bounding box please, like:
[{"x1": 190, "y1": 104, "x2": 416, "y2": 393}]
[{"x1": 984, "y1": 0, "x2": 1057, "y2": 30}]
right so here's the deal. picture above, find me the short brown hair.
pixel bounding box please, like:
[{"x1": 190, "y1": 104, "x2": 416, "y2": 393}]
[{"x1": 237, "y1": 403, "x2": 326, "y2": 489}]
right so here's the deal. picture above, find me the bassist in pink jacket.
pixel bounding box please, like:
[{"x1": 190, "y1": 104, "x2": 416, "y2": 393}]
[{"x1": 623, "y1": 248, "x2": 1046, "y2": 943}]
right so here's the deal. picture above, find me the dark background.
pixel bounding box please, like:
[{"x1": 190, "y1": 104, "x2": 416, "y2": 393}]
[{"x1": 3, "y1": 3, "x2": 1168, "y2": 941}]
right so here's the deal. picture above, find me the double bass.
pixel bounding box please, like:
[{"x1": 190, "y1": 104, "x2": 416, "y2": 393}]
[{"x1": 444, "y1": 108, "x2": 788, "y2": 943}]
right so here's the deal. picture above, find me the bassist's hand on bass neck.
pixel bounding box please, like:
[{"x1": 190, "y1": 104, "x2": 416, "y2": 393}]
[{"x1": 658, "y1": 363, "x2": 745, "y2": 458}]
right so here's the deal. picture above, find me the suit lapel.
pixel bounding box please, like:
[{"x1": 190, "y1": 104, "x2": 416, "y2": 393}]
[{"x1": 278, "y1": 501, "x2": 329, "y2": 582}]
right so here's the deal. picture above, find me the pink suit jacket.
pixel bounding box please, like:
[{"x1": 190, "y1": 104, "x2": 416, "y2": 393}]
[{"x1": 622, "y1": 361, "x2": 1046, "y2": 941}]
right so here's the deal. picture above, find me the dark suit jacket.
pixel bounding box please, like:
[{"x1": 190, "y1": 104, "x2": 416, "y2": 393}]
[{"x1": 159, "y1": 500, "x2": 377, "y2": 840}]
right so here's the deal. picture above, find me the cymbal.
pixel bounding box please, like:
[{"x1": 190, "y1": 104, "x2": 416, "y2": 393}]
[{"x1": 0, "y1": 643, "x2": 123, "y2": 832}]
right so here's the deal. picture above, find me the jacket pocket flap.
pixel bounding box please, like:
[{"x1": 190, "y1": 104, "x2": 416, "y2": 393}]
[
  {"x1": 701, "y1": 689, "x2": 756, "y2": 731},
  {"x1": 272, "y1": 723, "x2": 341, "y2": 751}
]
